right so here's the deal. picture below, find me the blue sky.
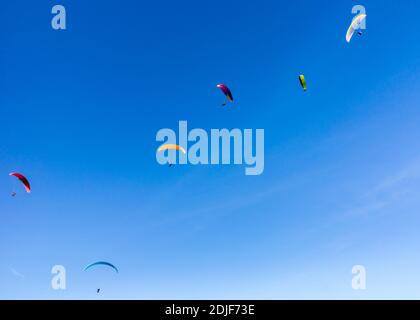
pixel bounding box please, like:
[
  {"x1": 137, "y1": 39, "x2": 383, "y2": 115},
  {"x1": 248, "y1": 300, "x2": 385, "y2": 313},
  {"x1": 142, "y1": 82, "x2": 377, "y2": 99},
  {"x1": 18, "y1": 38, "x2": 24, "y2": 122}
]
[{"x1": 1, "y1": 0, "x2": 420, "y2": 299}]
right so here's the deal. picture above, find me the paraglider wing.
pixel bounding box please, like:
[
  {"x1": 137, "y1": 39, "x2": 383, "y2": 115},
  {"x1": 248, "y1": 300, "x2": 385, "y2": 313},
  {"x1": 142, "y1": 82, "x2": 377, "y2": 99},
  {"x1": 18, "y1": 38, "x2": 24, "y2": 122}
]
[
  {"x1": 9, "y1": 172, "x2": 31, "y2": 193},
  {"x1": 217, "y1": 84, "x2": 233, "y2": 102},
  {"x1": 299, "y1": 75, "x2": 307, "y2": 91},
  {"x1": 346, "y1": 14, "x2": 367, "y2": 43},
  {"x1": 158, "y1": 144, "x2": 187, "y2": 154},
  {"x1": 84, "y1": 261, "x2": 119, "y2": 273}
]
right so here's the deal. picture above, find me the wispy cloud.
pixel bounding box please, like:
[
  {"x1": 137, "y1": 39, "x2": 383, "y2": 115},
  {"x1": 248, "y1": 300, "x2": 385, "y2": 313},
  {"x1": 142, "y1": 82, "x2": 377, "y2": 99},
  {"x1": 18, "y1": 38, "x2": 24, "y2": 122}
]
[
  {"x1": 366, "y1": 158, "x2": 420, "y2": 197},
  {"x1": 10, "y1": 268, "x2": 25, "y2": 279},
  {"x1": 342, "y1": 157, "x2": 420, "y2": 219}
]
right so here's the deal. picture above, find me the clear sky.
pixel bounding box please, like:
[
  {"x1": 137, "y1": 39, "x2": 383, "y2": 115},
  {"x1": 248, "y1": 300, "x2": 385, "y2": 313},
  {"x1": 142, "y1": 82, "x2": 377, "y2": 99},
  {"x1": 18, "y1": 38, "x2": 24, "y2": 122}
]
[{"x1": 1, "y1": 0, "x2": 420, "y2": 299}]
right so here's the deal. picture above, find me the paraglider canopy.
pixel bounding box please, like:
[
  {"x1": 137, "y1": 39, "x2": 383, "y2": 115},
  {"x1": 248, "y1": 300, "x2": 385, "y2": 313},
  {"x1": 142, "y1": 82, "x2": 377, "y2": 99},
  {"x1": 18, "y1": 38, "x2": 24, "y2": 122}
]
[
  {"x1": 217, "y1": 84, "x2": 233, "y2": 103},
  {"x1": 84, "y1": 261, "x2": 119, "y2": 273},
  {"x1": 299, "y1": 75, "x2": 307, "y2": 91},
  {"x1": 9, "y1": 172, "x2": 31, "y2": 193},
  {"x1": 346, "y1": 14, "x2": 367, "y2": 43},
  {"x1": 158, "y1": 144, "x2": 187, "y2": 154}
]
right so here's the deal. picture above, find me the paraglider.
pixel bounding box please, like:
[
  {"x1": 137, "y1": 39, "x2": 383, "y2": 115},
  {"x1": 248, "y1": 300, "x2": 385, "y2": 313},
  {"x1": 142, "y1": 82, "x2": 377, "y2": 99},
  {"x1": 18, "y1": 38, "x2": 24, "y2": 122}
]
[
  {"x1": 346, "y1": 14, "x2": 367, "y2": 43},
  {"x1": 158, "y1": 144, "x2": 187, "y2": 154},
  {"x1": 9, "y1": 172, "x2": 31, "y2": 195},
  {"x1": 84, "y1": 261, "x2": 119, "y2": 273},
  {"x1": 85, "y1": 261, "x2": 118, "y2": 294},
  {"x1": 217, "y1": 84, "x2": 233, "y2": 106},
  {"x1": 299, "y1": 75, "x2": 307, "y2": 91}
]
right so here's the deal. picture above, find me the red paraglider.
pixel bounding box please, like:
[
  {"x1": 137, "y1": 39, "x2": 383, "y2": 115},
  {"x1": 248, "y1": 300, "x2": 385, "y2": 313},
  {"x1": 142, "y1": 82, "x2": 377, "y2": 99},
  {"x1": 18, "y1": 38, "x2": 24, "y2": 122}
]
[
  {"x1": 217, "y1": 84, "x2": 234, "y2": 106},
  {"x1": 9, "y1": 172, "x2": 31, "y2": 193}
]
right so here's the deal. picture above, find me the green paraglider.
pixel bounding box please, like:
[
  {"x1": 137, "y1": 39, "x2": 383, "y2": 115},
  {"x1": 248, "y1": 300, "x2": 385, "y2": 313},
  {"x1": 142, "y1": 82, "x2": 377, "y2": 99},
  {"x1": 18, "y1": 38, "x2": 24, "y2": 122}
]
[{"x1": 299, "y1": 75, "x2": 307, "y2": 91}]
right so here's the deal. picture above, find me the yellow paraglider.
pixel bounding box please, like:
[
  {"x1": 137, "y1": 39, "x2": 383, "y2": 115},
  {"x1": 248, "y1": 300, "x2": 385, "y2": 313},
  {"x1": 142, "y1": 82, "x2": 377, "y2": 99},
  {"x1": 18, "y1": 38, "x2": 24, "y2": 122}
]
[
  {"x1": 158, "y1": 144, "x2": 186, "y2": 154},
  {"x1": 346, "y1": 14, "x2": 367, "y2": 43},
  {"x1": 299, "y1": 75, "x2": 307, "y2": 91}
]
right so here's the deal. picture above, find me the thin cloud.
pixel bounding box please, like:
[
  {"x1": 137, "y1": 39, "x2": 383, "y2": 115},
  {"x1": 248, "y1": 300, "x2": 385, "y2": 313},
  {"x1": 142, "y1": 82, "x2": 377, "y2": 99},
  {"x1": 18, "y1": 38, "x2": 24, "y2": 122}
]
[
  {"x1": 10, "y1": 268, "x2": 25, "y2": 279},
  {"x1": 341, "y1": 157, "x2": 420, "y2": 219},
  {"x1": 366, "y1": 157, "x2": 420, "y2": 197}
]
